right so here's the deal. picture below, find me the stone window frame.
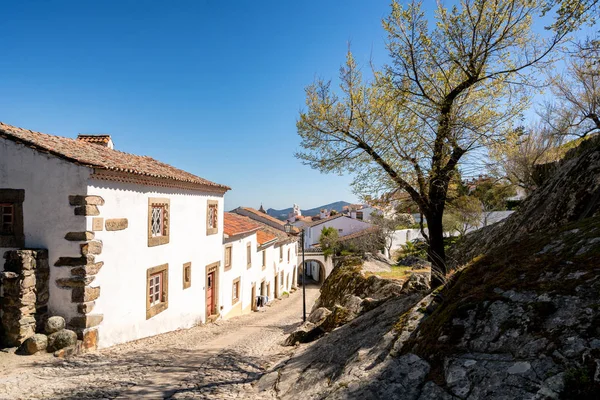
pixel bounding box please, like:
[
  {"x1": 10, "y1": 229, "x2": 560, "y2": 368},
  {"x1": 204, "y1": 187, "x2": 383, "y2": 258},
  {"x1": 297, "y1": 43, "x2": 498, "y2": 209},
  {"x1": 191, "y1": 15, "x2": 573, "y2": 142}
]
[
  {"x1": 246, "y1": 242, "x2": 252, "y2": 269},
  {"x1": 0, "y1": 189, "x2": 24, "y2": 248},
  {"x1": 287, "y1": 248, "x2": 290, "y2": 263},
  {"x1": 279, "y1": 246, "x2": 283, "y2": 262},
  {"x1": 183, "y1": 262, "x2": 192, "y2": 289},
  {"x1": 206, "y1": 200, "x2": 218, "y2": 236},
  {"x1": 232, "y1": 277, "x2": 241, "y2": 305},
  {"x1": 146, "y1": 263, "x2": 169, "y2": 319},
  {"x1": 148, "y1": 198, "x2": 170, "y2": 247},
  {"x1": 224, "y1": 245, "x2": 233, "y2": 271},
  {"x1": 262, "y1": 250, "x2": 266, "y2": 270}
]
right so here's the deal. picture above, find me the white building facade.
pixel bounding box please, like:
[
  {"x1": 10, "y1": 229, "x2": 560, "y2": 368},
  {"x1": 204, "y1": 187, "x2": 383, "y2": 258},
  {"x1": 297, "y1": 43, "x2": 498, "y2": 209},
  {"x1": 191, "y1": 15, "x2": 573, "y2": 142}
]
[
  {"x1": 0, "y1": 123, "x2": 229, "y2": 350},
  {"x1": 302, "y1": 215, "x2": 372, "y2": 248}
]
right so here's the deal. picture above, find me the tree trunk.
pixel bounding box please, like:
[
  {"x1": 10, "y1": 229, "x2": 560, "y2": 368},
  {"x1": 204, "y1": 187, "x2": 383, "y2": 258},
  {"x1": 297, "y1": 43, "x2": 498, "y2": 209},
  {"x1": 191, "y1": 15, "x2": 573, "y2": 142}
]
[{"x1": 426, "y1": 211, "x2": 446, "y2": 288}]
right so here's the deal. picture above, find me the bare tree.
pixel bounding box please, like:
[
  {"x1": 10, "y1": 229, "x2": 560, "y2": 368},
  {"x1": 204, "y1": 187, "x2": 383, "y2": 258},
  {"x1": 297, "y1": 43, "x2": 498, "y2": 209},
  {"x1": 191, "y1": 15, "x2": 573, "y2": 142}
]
[
  {"x1": 443, "y1": 195, "x2": 483, "y2": 236},
  {"x1": 489, "y1": 124, "x2": 564, "y2": 195},
  {"x1": 542, "y1": 35, "x2": 600, "y2": 139}
]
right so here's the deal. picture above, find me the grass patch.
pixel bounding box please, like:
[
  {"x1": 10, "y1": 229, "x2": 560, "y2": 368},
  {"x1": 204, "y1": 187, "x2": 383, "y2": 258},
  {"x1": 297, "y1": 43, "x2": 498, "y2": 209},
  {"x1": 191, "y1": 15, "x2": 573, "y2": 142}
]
[{"x1": 366, "y1": 266, "x2": 429, "y2": 281}]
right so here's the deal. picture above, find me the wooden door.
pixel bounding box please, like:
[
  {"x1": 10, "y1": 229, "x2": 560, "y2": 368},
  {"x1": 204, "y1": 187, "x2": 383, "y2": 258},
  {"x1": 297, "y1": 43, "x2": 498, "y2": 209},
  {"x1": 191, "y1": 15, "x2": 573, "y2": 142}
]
[
  {"x1": 274, "y1": 274, "x2": 279, "y2": 298},
  {"x1": 251, "y1": 284, "x2": 256, "y2": 311},
  {"x1": 206, "y1": 272, "x2": 215, "y2": 316}
]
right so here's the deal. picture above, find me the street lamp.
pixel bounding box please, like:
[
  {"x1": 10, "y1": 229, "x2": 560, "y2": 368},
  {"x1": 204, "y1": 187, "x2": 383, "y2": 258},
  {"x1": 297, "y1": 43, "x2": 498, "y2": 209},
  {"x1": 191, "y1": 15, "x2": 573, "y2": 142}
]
[{"x1": 284, "y1": 222, "x2": 306, "y2": 322}]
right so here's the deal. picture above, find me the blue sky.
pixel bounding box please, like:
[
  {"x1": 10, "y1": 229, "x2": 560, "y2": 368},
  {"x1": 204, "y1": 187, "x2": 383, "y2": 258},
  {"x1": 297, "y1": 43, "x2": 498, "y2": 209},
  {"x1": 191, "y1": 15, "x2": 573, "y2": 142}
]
[{"x1": 0, "y1": 0, "x2": 395, "y2": 210}]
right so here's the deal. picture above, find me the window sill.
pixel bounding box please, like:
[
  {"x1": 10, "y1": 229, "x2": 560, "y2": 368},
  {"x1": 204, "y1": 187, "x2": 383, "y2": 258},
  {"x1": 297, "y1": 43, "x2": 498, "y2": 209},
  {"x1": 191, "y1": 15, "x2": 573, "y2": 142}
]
[
  {"x1": 146, "y1": 301, "x2": 168, "y2": 319},
  {"x1": 148, "y1": 236, "x2": 170, "y2": 247}
]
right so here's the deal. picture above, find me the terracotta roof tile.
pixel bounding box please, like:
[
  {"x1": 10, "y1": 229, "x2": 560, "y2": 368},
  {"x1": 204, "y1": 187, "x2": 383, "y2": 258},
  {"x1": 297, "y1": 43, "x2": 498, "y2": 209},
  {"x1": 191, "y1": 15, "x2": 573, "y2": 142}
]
[
  {"x1": 257, "y1": 229, "x2": 278, "y2": 245},
  {"x1": 337, "y1": 226, "x2": 380, "y2": 242},
  {"x1": 234, "y1": 207, "x2": 300, "y2": 234},
  {"x1": 77, "y1": 134, "x2": 112, "y2": 144},
  {"x1": 238, "y1": 207, "x2": 287, "y2": 226},
  {"x1": 0, "y1": 122, "x2": 229, "y2": 191},
  {"x1": 224, "y1": 212, "x2": 261, "y2": 237}
]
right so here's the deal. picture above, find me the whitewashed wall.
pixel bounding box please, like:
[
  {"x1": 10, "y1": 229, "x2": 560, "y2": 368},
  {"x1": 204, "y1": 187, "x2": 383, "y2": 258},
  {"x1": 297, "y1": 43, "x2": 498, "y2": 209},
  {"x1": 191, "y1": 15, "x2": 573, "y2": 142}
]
[
  {"x1": 221, "y1": 232, "x2": 258, "y2": 319},
  {"x1": 220, "y1": 237, "x2": 297, "y2": 319},
  {"x1": 389, "y1": 228, "x2": 427, "y2": 254},
  {"x1": 87, "y1": 180, "x2": 224, "y2": 348},
  {"x1": 275, "y1": 241, "x2": 297, "y2": 294},
  {"x1": 305, "y1": 217, "x2": 372, "y2": 248},
  {"x1": 0, "y1": 138, "x2": 91, "y2": 318}
]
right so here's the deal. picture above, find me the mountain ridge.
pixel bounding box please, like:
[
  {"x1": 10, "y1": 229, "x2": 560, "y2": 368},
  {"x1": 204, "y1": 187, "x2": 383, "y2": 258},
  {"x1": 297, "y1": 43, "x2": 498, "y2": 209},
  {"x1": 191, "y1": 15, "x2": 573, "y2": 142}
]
[{"x1": 267, "y1": 201, "x2": 353, "y2": 220}]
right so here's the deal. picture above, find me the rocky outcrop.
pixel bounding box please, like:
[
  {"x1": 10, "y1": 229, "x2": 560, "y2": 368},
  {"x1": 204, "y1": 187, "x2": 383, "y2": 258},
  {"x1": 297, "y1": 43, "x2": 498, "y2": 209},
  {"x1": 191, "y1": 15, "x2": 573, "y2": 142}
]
[
  {"x1": 314, "y1": 257, "x2": 406, "y2": 311},
  {"x1": 284, "y1": 257, "x2": 431, "y2": 347},
  {"x1": 450, "y1": 134, "x2": 600, "y2": 267},
  {"x1": 259, "y1": 216, "x2": 600, "y2": 399},
  {"x1": 257, "y1": 138, "x2": 600, "y2": 399}
]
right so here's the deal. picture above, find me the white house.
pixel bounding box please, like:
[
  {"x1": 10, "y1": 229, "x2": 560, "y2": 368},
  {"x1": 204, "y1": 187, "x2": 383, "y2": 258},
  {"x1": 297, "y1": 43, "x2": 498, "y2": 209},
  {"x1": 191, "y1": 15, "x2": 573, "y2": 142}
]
[
  {"x1": 0, "y1": 122, "x2": 229, "y2": 350},
  {"x1": 221, "y1": 212, "x2": 261, "y2": 319},
  {"x1": 343, "y1": 204, "x2": 379, "y2": 223},
  {"x1": 299, "y1": 214, "x2": 373, "y2": 249},
  {"x1": 231, "y1": 207, "x2": 298, "y2": 302}
]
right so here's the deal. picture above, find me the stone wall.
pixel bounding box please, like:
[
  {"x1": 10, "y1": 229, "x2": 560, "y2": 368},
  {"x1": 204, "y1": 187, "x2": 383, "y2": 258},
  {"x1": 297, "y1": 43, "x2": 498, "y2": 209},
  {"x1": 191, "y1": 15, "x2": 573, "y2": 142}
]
[
  {"x1": 54, "y1": 194, "x2": 107, "y2": 351},
  {"x1": 1, "y1": 250, "x2": 49, "y2": 347}
]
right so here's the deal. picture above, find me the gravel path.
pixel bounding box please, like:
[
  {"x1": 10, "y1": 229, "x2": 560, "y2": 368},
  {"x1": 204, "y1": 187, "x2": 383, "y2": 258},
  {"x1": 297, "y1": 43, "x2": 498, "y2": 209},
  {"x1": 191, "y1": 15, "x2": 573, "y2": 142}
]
[{"x1": 0, "y1": 285, "x2": 320, "y2": 400}]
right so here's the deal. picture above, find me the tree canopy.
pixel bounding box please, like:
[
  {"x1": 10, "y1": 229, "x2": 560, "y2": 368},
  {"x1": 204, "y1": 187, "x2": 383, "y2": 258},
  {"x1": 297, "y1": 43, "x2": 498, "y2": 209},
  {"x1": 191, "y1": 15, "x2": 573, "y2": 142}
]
[{"x1": 297, "y1": 0, "x2": 570, "y2": 286}]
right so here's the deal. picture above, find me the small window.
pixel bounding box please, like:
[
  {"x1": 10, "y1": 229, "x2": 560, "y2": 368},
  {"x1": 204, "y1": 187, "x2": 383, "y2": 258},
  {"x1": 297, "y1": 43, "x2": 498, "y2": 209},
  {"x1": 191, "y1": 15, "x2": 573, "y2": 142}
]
[
  {"x1": 262, "y1": 250, "x2": 266, "y2": 270},
  {"x1": 1, "y1": 204, "x2": 14, "y2": 234},
  {"x1": 356, "y1": 211, "x2": 363, "y2": 220},
  {"x1": 183, "y1": 262, "x2": 191, "y2": 289},
  {"x1": 279, "y1": 246, "x2": 283, "y2": 261},
  {"x1": 0, "y1": 189, "x2": 24, "y2": 248},
  {"x1": 151, "y1": 206, "x2": 165, "y2": 237},
  {"x1": 224, "y1": 246, "x2": 232, "y2": 270},
  {"x1": 207, "y1": 200, "x2": 219, "y2": 235},
  {"x1": 146, "y1": 264, "x2": 169, "y2": 319},
  {"x1": 287, "y1": 249, "x2": 290, "y2": 263},
  {"x1": 338, "y1": 229, "x2": 343, "y2": 233},
  {"x1": 149, "y1": 273, "x2": 162, "y2": 306},
  {"x1": 246, "y1": 242, "x2": 252, "y2": 268},
  {"x1": 232, "y1": 277, "x2": 241, "y2": 304},
  {"x1": 148, "y1": 198, "x2": 170, "y2": 247}
]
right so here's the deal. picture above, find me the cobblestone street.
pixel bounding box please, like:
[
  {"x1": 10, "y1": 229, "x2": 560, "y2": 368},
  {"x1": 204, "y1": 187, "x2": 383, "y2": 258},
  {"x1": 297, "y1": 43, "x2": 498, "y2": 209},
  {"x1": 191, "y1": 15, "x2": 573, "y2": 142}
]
[{"x1": 0, "y1": 285, "x2": 320, "y2": 400}]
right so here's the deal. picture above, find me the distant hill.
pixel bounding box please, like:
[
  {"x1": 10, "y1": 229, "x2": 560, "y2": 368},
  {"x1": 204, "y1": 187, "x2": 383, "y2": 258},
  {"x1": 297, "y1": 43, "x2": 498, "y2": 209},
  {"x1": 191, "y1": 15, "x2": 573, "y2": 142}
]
[{"x1": 267, "y1": 201, "x2": 353, "y2": 221}]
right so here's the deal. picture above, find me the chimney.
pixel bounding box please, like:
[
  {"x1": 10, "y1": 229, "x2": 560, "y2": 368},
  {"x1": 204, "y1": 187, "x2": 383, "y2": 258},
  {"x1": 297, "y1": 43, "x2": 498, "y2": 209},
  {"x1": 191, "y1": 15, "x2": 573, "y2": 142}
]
[{"x1": 77, "y1": 134, "x2": 114, "y2": 149}]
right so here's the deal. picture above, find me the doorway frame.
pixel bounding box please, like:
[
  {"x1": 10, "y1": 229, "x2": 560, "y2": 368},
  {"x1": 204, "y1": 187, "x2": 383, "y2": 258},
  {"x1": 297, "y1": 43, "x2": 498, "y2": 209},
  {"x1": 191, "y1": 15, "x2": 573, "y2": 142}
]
[{"x1": 205, "y1": 261, "x2": 220, "y2": 321}]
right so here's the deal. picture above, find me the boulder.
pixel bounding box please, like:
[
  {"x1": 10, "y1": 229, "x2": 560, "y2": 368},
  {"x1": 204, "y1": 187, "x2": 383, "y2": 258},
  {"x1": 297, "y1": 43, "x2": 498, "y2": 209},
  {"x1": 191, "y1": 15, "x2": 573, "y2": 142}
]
[
  {"x1": 308, "y1": 307, "x2": 332, "y2": 325},
  {"x1": 361, "y1": 297, "x2": 386, "y2": 313},
  {"x1": 402, "y1": 272, "x2": 431, "y2": 293},
  {"x1": 284, "y1": 322, "x2": 321, "y2": 346},
  {"x1": 47, "y1": 329, "x2": 77, "y2": 352},
  {"x1": 23, "y1": 334, "x2": 48, "y2": 354},
  {"x1": 320, "y1": 305, "x2": 352, "y2": 332},
  {"x1": 397, "y1": 256, "x2": 431, "y2": 269},
  {"x1": 45, "y1": 316, "x2": 66, "y2": 334},
  {"x1": 341, "y1": 295, "x2": 363, "y2": 316}
]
